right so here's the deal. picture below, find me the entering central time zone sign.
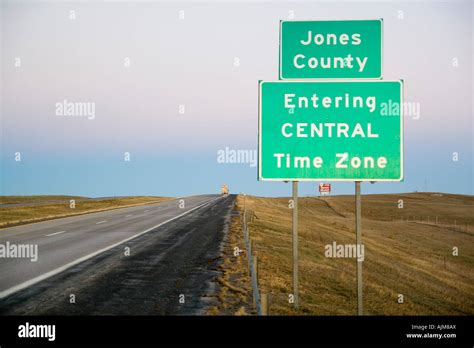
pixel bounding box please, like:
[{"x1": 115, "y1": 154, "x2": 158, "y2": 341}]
[{"x1": 258, "y1": 80, "x2": 403, "y2": 181}]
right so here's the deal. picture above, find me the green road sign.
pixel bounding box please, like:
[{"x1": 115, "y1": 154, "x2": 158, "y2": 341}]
[
  {"x1": 279, "y1": 20, "x2": 383, "y2": 79},
  {"x1": 258, "y1": 80, "x2": 403, "y2": 181}
]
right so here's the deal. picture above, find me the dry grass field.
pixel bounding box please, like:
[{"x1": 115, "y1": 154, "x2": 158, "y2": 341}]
[
  {"x1": 0, "y1": 195, "x2": 86, "y2": 205},
  {"x1": 214, "y1": 192, "x2": 474, "y2": 315},
  {"x1": 0, "y1": 196, "x2": 172, "y2": 228}
]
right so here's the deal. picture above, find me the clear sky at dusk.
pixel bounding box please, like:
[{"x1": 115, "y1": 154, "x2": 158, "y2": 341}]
[{"x1": 1, "y1": 0, "x2": 472, "y2": 197}]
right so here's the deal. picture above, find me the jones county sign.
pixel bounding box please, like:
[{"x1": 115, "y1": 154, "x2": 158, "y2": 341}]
[
  {"x1": 258, "y1": 80, "x2": 403, "y2": 181},
  {"x1": 279, "y1": 20, "x2": 383, "y2": 79}
]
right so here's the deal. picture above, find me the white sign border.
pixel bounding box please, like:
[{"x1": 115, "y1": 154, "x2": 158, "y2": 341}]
[{"x1": 258, "y1": 80, "x2": 404, "y2": 182}]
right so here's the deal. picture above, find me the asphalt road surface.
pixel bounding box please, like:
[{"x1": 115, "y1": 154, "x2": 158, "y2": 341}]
[{"x1": 0, "y1": 194, "x2": 235, "y2": 315}]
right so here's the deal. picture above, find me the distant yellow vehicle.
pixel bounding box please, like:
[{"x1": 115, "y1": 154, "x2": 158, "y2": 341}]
[{"x1": 221, "y1": 184, "x2": 229, "y2": 195}]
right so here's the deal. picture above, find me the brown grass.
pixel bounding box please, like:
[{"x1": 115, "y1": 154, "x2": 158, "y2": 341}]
[
  {"x1": 220, "y1": 192, "x2": 474, "y2": 315},
  {"x1": 208, "y1": 211, "x2": 253, "y2": 316},
  {"x1": 0, "y1": 195, "x2": 87, "y2": 205},
  {"x1": 0, "y1": 196, "x2": 173, "y2": 228}
]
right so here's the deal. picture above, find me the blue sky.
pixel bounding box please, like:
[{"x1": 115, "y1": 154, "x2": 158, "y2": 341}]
[{"x1": 1, "y1": 0, "x2": 472, "y2": 197}]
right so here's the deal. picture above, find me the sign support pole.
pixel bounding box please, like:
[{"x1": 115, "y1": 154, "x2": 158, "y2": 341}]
[
  {"x1": 355, "y1": 181, "x2": 363, "y2": 315},
  {"x1": 292, "y1": 181, "x2": 299, "y2": 309}
]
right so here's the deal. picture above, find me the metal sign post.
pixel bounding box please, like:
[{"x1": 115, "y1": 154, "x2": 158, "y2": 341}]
[
  {"x1": 292, "y1": 181, "x2": 299, "y2": 309},
  {"x1": 355, "y1": 181, "x2": 363, "y2": 315}
]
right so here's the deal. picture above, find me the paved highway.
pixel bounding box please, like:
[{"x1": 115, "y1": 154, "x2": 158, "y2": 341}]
[{"x1": 0, "y1": 194, "x2": 232, "y2": 313}]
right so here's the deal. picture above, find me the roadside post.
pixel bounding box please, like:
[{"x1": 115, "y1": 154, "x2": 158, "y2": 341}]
[
  {"x1": 355, "y1": 181, "x2": 362, "y2": 315},
  {"x1": 292, "y1": 181, "x2": 299, "y2": 309}
]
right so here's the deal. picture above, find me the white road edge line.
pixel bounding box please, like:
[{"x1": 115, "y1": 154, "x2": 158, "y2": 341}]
[
  {"x1": 96, "y1": 220, "x2": 107, "y2": 224},
  {"x1": 126, "y1": 214, "x2": 133, "y2": 217},
  {"x1": 45, "y1": 231, "x2": 66, "y2": 237},
  {"x1": 0, "y1": 196, "x2": 223, "y2": 299}
]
